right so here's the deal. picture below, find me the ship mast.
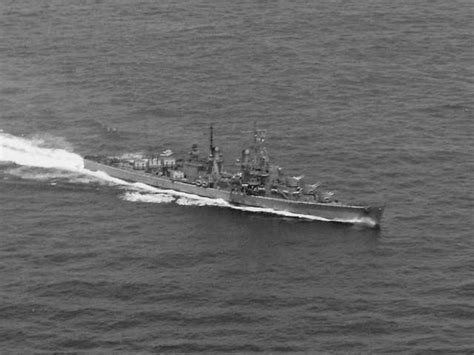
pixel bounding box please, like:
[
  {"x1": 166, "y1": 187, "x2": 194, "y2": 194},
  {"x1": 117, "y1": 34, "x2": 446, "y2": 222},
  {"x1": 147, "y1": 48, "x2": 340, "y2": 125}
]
[
  {"x1": 209, "y1": 124, "x2": 215, "y2": 156},
  {"x1": 208, "y1": 124, "x2": 222, "y2": 179}
]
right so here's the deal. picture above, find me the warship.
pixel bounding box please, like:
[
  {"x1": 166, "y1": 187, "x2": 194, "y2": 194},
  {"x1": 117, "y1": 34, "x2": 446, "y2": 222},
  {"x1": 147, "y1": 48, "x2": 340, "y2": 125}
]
[{"x1": 84, "y1": 126, "x2": 384, "y2": 227}]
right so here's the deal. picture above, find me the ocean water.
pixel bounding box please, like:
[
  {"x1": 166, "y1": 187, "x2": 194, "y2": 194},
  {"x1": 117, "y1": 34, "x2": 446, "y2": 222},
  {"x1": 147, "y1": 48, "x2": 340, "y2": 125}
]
[{"x1": 1, "y1": 0, "x2": 473, "y2": 352}]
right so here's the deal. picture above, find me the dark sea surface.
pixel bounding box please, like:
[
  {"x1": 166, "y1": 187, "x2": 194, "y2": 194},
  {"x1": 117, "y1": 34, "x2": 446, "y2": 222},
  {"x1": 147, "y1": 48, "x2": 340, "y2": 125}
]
[{"x1": 1, "y1": 0, "x2": 473, "y2": 352}]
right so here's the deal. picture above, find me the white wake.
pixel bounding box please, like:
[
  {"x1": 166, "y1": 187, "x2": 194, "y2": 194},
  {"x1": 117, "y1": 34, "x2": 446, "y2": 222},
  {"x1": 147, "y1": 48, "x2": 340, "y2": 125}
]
[{"x1": 0, "y1": 132, "x2": 84, "y2": 170}]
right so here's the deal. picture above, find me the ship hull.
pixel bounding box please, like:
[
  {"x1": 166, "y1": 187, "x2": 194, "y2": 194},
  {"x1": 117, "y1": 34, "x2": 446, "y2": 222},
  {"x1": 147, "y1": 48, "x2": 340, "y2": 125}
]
[{"x1": 84, "y1": 159, "x2": 384, "y2": 227}]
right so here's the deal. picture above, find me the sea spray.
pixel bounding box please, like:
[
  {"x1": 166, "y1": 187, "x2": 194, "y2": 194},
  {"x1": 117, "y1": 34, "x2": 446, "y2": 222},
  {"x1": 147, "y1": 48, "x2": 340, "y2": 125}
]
[
  {"x1": 0, "y1": 132, "x2": 84, "y2": 171},
  {"x1": 0, "y1": 132, "x2": 129, "y2": 186},
  {"x1": 121, "y1": 191, "x2": 175, "y2": 204}
]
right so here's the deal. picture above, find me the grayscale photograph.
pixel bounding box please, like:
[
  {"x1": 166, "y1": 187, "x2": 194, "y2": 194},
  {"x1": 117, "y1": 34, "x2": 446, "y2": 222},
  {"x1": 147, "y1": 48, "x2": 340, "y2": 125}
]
[{"x1": 0, "y1": 0, "x2": 472, "y2": 352}]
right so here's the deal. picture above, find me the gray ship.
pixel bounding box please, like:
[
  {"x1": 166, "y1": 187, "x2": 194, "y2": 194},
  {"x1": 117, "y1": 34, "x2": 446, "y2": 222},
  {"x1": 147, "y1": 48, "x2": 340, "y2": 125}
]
[{"x1": 84, "y1": 126, "x2": 384, "y2": 227}]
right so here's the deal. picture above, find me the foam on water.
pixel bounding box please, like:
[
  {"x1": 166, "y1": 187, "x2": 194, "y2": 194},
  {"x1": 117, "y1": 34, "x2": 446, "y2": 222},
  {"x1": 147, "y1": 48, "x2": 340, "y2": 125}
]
[
  {"x1": 175, "y1": 196, "x2": 229, "y2": 207},
  {"x1": 0, "y1": 132, "x2": 84, "y2": 171},
  {"x1": 121, "y1": 191, "x2": 175, "y2": 204},
  {"x1": 0, "y1": 132, "x2": 132, "y2": 185},
  {"x1": 6, "y1": 166, "x2": 81, "y2": 182}
]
